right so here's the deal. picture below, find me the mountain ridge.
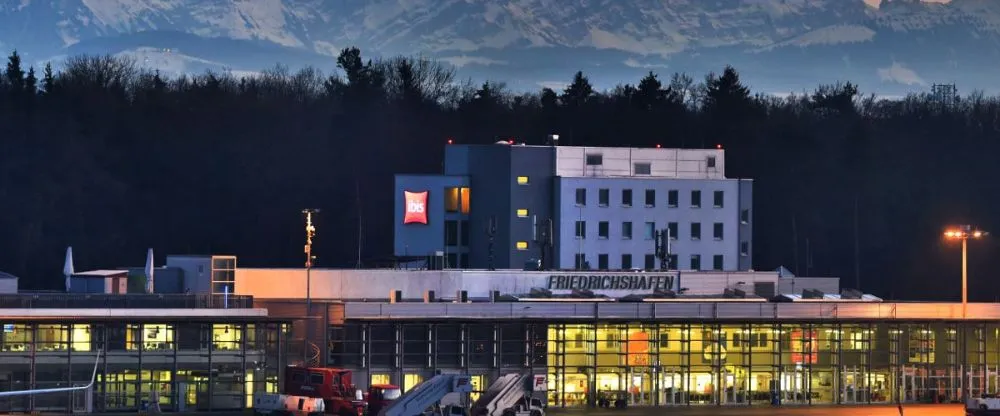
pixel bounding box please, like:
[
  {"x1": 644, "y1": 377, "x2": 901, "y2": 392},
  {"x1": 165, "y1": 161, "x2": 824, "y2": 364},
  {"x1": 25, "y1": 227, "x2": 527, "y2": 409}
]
[{"x1": 2, "y1": 0, "x2": 998, "y2": 95}]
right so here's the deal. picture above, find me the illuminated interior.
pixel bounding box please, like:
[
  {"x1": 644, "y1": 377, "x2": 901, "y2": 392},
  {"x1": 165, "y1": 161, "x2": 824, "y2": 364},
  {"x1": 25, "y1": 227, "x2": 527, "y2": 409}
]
[
  {"x1": 213, "y1": 324, "x2": 242, "y2": 350},
  {"x1": 72, "y1": 324, "x2": 91, "y2": 351},
  {"x1": 127, "y1": 324, "x2": 174, "y2": 351},
  {"x1": 516, "y1": 241, "x2": 528, "y2": 250},
  {"x1": 444, "y1": 187, "x2": 471, "y2": 214},
  {"x1": 403, "y1": 374, "x2": 423, "y2": 392},
  {"x1": 517, "y1": 208, "x2": 529, "y2": 217},
  {"x1": 517, "y1": 176, "x2": 529, "y2": 185}
]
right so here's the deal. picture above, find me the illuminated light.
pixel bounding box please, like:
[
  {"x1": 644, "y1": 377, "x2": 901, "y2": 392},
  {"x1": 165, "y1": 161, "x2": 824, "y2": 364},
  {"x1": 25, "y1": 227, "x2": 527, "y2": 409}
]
[
  {"x1": 656, "y1": 144, "x2": 662, "y2": 148},
  {"x1": 974, "y1": 231, "x2": 984, "y2": 238},
  {"x1": 508, "y1": 139, "x2": 515, "y2": 145},
  {"x1": 517, "y1": 208, "x2": 529, "y2": 217},
  {"x1": 716, "y1": 144, "x2": 722, "y2": 149},
  {"x1": 447, "y1": 138, "x2": 454, "y2": 145},
  {"x1": 515, "y1": 241, "x2": 528, "y2": 250},
  {"x1": 517, "y1": 176, "x2": 529, "y2": 185}
]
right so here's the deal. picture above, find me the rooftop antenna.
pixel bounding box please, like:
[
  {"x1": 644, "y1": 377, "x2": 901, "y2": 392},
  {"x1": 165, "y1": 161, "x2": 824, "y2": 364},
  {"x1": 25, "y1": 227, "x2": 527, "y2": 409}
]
[{"x1": 302, "y1": 208, "x2": 319, "y2": 366}]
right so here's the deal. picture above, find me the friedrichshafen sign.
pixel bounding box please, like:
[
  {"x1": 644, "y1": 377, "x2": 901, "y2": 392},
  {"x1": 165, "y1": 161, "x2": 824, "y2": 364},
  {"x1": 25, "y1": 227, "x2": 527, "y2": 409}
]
[{"x1": 546, "y1": 274, "x2": 676, "y2": 292}]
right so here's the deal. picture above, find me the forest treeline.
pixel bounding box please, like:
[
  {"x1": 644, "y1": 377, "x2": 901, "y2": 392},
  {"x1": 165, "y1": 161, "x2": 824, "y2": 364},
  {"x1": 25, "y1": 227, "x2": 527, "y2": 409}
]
[{"x1": 1, "y1": 48, "x2": 998, "y2": 299}]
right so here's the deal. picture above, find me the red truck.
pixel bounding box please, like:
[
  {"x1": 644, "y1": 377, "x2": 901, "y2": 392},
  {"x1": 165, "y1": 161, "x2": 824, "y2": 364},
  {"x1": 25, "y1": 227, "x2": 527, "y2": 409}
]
[
  {"x1": 281, "y1": 366, "x2": 368, "y2": 416},
  {"x1": 364, "y1": 384, "x2": 402, "y2": 416}
]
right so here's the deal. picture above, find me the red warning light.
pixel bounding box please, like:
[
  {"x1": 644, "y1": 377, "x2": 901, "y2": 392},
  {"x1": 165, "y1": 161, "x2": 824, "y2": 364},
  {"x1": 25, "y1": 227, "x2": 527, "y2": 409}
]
[
  {"x1": 508, "y1": 139, "x2": 515, "y2": 145},
  {"x1": 447, "y1": 138, "x2": 454, "y2": 145},
  {"x1": 655, "y1": 144, "x2": 662, "y2": 148},
  {"x1": 716, "y1": 144, "x2": 722, "y2": 149}
]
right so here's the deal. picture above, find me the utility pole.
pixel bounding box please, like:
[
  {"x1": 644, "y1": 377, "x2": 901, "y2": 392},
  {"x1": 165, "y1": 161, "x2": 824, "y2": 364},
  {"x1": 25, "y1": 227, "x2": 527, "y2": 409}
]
[{"x1": 302, "y1": 208, "x2": 319, "y2": 366}]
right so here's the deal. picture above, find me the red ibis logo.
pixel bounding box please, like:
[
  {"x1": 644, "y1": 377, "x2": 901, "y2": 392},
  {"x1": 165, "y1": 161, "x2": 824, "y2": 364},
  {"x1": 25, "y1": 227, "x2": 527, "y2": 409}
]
[{"x1": 403, "y1": 191, "x2": 428, "y2": 224}]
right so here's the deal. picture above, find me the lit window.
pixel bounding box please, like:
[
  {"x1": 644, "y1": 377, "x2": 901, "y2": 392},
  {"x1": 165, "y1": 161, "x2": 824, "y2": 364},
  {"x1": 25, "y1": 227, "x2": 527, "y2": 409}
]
[
  {"x1": 517, "y1": 176, "x2": 529, "y2": 185},
  {"x1": 516, "y1": 241, "x2": 528, "y2": 250},
  {"x1": 212, "y1": 324, "x2": 242, "y2": 351},
  {"x1": 517, "y1": 208, "x2": 529, "y2": 218}
]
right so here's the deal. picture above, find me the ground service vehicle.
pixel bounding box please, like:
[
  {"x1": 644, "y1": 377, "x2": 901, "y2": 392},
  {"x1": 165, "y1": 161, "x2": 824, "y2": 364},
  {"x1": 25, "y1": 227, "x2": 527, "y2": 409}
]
[
  {"x1": 470, "y1": 373, "x2": 545, "y2": 416},
  {"x1": 366, "y1": 384, "x2": 403, "y2": 416},
  {"x1": 254, "y1": 366, "x2": 367, "y2": 416},
  {"x1": 968, "y1": 396, "x2": 1000, "y2": 415},
  {"x1": 377, "y1": 373, "x2": 473, "y2": 416}
]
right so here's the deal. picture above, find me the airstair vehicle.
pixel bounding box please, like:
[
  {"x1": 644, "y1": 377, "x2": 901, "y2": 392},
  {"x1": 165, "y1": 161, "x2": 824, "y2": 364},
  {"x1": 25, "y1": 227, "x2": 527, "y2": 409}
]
[
  {"x1": 470, "y1": 373, "x2": 545, "y2": 416},
  {"x1": 378, "y1": 374, "x2": 473, "y2": 416},
  {"x1": 967, "y1": 396, "x2": 1000, "y2": 415}
]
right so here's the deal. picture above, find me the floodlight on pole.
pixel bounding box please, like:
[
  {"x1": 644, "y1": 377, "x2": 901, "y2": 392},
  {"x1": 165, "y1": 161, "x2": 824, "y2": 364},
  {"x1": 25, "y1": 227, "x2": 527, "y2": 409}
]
[{"x1": 943, "y1": 225, "x2": 987, "y2": 319}]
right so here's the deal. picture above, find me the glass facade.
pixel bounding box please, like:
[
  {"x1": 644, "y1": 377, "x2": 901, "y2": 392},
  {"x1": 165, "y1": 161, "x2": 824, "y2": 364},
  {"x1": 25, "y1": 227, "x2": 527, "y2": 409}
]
[
  {"x1": 329, "y1": 320, "x2": 1000, "y2": 407},
  {"x1": 0, "y1": 321, "x2": 289, "y2": 413}
]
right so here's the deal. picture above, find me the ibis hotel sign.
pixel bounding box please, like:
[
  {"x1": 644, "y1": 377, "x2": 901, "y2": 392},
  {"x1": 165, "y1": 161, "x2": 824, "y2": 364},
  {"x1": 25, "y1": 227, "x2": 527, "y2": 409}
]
[{"x1": 546, "y1": 273, "x2": 676, "y2": 292}]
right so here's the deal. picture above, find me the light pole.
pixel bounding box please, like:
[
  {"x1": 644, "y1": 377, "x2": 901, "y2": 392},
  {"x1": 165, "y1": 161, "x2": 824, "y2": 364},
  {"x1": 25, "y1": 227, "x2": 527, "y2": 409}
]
[
  {"x1": 302, "y1": 208, "x2": 319, "y2": 365},
  {"x1": 944, "y1": 225, "x2": 987, "y2": 319}
]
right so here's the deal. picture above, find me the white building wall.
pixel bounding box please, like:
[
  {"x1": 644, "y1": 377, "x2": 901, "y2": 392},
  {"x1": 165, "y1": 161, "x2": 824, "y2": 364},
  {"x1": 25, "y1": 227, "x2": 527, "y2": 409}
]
[
  {"x1": 0, "y1": 278, "x2": 16, "y2": 294},
  {"x1": 554, "y1": 146, "x2": 725, "y2": 179},
  {"x1": 234, "y1": 268, "x2": 803, "y2": 300}
]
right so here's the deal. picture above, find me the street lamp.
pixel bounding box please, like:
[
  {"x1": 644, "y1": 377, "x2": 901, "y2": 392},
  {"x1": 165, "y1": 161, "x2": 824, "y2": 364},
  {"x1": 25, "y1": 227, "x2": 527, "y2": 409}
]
[
  {"x1": 943, "y1": 225, "x2": 987, "y2": 319},
  {"x1": 302, "y1": 208, "x2": 319, "y2": 365}
]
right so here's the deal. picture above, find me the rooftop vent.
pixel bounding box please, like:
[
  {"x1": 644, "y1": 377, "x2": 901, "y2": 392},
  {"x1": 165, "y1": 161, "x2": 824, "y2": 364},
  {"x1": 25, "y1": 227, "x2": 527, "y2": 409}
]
[{"x1": 802, "y1": 289, "x2": 825, "y2": 299}]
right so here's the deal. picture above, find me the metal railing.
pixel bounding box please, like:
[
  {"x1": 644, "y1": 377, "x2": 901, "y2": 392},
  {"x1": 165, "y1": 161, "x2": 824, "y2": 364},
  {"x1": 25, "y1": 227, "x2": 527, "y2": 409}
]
[{"x1": 0, "y1": 293, "x2": 254, "y2": 309}]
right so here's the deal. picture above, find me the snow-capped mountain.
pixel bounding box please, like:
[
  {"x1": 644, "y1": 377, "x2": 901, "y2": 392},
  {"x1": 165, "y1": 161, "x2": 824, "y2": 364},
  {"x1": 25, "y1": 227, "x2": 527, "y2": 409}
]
[{"x1": 2, "y1": 0, "x2": 999, "y2": 95}]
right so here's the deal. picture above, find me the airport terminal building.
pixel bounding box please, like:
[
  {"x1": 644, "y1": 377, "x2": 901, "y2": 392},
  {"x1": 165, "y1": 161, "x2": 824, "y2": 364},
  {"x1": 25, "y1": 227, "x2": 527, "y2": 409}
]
[{"x1": 234, "y1": 265, "x2": 1000, "y2": 408}]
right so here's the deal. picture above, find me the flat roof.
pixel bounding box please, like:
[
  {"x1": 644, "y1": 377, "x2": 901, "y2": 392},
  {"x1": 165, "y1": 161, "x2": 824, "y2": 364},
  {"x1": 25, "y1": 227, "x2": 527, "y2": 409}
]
[
  {"x1": 0, "y1": 308, "x2": 271, "y2": 321},
  {"x1": 343, "y1": 301, "x2": 999, "y2": 321},
  {"x1": 74, "y1": 270, "x2": 127, "y2": 277}
]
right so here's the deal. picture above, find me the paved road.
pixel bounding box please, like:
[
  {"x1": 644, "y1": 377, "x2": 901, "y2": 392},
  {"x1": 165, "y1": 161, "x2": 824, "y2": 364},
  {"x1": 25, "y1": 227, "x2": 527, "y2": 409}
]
[{"x1": 548, "y1": 404, "x2": 965, "y2": 415}]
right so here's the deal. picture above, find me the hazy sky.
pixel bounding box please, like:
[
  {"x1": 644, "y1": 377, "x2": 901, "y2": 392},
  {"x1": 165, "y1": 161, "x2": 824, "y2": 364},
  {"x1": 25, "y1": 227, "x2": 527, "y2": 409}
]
[{"x1": 863, "y1": 0, "x2": 951, "y2": 7}]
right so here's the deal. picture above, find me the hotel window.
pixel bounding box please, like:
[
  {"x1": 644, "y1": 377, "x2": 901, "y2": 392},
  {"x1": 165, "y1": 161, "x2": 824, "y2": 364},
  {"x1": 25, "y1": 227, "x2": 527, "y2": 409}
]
[
  {"x1": 126, "y1": 324, "x2": 174, "y2": 351},
  {"x1": 515, "y1": 241, "x2": 528, "y2": 250},
  {"x1": 644, "y1": 222, "x2": 655, "y2": 240},
  {"x1": 598, "y1": 188, "x2": 609, "y2": 206},
  {"x1": 714, "y1": 190, "x2": 724, "y2": 208},
  {"x1": 621, "y1": 222, "x2": 633, "y2": 240},
  {"x1": 690, "y1": 254, "x2": 701, "y2": 270},
  {"x1": 444, "y1": 187, "x2": 471, "y2": 214},
  {"x1": 621, "y1": 254, "x2": 632, "y2": 269},
  {"x1": 586, "y1": 153, "x2": 603, "y2": 165},
  {"x1": 598, "y1": 254, "x2": 609, "y2": 270},
  {"x1": 713, "y1": 255, "x2": 724, "y2": 271},
  {"x1": 707, "y1": 156, "x2": 717, "y2": 168},
  {"x1": 634, "y1": 162, "x2": 651, "y2": 175},
  {"x1": 517, "y1": 176, "x2": 529, "y2": 185},
  {"x1": 690, "y1": 222, "x2": 701, "y2": 240},
  {"x1": 516, "y1": 208, "x2": 529, "y2": 218},
  {"x1": 741, "y1": 241, "x2": 749, "y2": 256},
  {"x1": 574, "y1": 253, "x2": 587, "y2": 269},
  {"x1": 691, "y1": 190, "x2": 701, "y2": 208},
  {"x1": 213, "y1": 324, "x2": 242, "y2": 351},
  {"x1": 713, "y1": 222, "x2": 724, "y2": 240},
  {"x1": 741, "y1": 209, "x2": 750, "y2": 224},
  {"x1": 575, "y1": 221, "x2": 586, "y2": 239},
  {"x1": 668, "y1": 222, "x2": 678, "y2": 239},
  {"x1": 459, "y1": 220, "x2": 469, "y2": 246},
  {"x1": 621, "y1": 189, "x2": 632, "y2": 207},
  {"x1": 445, "y1": 220, "x2": 458, "y2": 246},
  {"x1": 598, "y1": 221, "x2": 609, "y2": 239},
  {"x1": 644, "y1": 254, "x2": 655, "y2": 270},
  {"x1": 575, "y1": 188, "x2": 586, "y2": 205},
  {"x1": 667, "y1": 190, "x2": 678, "y2": 207},
  {"x1": 644, "y1": 189, "x2": 655, "y2": 207}
]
